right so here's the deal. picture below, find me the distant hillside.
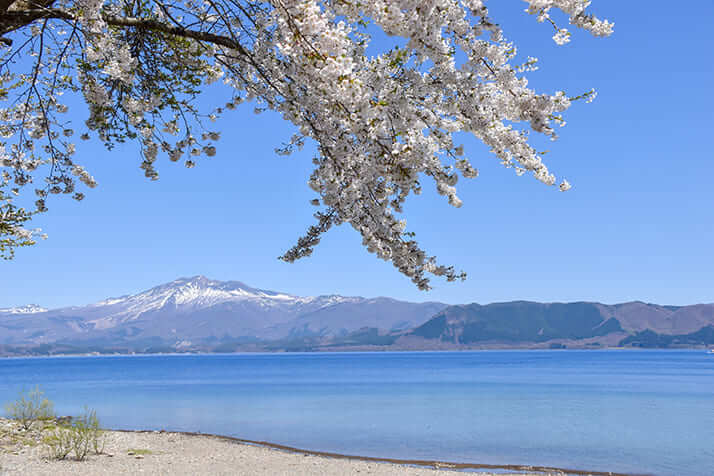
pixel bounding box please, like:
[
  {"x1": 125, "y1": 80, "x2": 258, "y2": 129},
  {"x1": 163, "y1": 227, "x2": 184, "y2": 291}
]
[
  {"x1": 619, "y1": 326, "x2": 714, "y2": 348},
  {"x1": 408, "y1": 302, "x2": 623, "y2": 343},
  {"x1": 396, "y1": 301, "x2": 714, "y2": 350},
  {"x1": 594, "y1": 302, "x2": 714, "y2": 334},
  {"x1": 1, "y1": 278, "x2": 713, "y2": 356}
]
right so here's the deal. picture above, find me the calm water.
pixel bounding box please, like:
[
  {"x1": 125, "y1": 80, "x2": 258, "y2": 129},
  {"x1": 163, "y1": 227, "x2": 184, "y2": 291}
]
[{"x1": 1, "y1": 351, "x2": 712, "y2": 475}]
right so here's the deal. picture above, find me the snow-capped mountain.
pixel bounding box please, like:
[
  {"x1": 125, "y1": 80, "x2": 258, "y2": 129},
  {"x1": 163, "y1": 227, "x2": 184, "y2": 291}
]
[
  {"x1": 74, "y1": 275, "x2": 362, "y2": 331},
  {"x1": 0, "y1": 304, "x2": 48, "y2": 314},
  {"x1": 0, "y1": 276, "x2": 446, "y2": 351}
]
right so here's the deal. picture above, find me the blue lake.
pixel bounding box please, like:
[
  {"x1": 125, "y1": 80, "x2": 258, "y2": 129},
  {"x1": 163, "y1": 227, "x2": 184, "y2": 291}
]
[{"x1": 1, "y1": 350, "x2": 712, "y2": 475}]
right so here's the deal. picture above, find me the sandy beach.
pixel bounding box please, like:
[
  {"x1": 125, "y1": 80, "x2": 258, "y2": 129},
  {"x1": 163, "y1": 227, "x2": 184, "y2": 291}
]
[{"x1": 0, "y1": 418, "x2": 620, "y2": 476}]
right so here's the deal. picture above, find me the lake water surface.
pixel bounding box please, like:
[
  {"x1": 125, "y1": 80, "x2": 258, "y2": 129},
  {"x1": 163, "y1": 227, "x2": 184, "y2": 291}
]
[{"x1": 1, "y1": 350, "x2": 712, "y2": 475}]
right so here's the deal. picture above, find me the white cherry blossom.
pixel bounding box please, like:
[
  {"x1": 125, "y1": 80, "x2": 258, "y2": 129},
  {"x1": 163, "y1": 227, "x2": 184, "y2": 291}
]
[{"x1": 0, "y1": 0, "x2": 612, "y2": 286}]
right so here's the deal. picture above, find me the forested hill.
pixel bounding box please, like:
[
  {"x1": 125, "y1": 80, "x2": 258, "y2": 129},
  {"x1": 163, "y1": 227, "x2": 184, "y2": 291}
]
[
  {"x1": 409, "y1": 302, "x2": 624, "y2": 343},
  {"x1": 397, "y1": 301, "x2": 714, "y2": 350}
]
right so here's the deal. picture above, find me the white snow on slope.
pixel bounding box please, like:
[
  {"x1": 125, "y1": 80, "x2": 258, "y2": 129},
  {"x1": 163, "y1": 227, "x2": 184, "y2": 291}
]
[
  {"x1": 83, "y1": 276, "x2": 360, "y2": 327},
  {"x1": 0, "y1": 304, "x2": 47, "y2": 314}
]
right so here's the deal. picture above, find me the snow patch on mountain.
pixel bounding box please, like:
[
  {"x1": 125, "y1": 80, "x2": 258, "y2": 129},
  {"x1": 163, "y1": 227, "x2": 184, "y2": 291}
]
[
  {"x1": 0, "y1": 304, "x2": 47, "y2": 314},
  {"x1": 80, "y1": 276, "x2": 360, "y2": 327}
]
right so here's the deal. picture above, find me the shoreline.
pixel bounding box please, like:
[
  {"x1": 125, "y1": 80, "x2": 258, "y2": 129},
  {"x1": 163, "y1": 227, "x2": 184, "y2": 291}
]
[
  {"x1": 121, "y1": 428, "x2": 641, "y2": 476},
  {"x1": 1, "y1": 347, "x2": 703, "y2": 359},
  {"x1": 0, "y1": 418, "x2": 642, "y2": 476}
]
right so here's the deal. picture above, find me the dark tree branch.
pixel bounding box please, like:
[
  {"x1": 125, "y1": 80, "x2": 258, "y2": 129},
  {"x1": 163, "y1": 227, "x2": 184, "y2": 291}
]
[
  {"x1": 0, "y1": 0, "x2": 18, "y2": 13},
  {"x1": 1, "y1": 8, "x2": 250, "y2": 55}
]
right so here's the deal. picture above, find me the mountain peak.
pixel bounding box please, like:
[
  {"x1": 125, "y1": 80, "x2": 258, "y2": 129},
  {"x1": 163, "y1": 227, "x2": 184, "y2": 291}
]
[
  {"x1": 117, "y1": 276, "x2": 307, "y2": 315},
  {"x1": 169, "y1": 275, "x2": 253, "y2": 291},
  {"x1": 171, "y1": 275, "x2": 213, "y2": 286}
]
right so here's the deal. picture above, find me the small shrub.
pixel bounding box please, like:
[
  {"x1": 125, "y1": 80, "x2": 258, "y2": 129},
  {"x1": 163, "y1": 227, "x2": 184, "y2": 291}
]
[
  {"x1": 43, "y1": 407, "x2": 105, "y2": 461},
  {"x1": 43, "y1": 427, "x2": 73, "y2": 460},
  {"x1": 83, "y1": 408, "x2": 106, "y2": 455},
  {"x1": 4, "y1": 386, "x2": 54, "y2": 430}
]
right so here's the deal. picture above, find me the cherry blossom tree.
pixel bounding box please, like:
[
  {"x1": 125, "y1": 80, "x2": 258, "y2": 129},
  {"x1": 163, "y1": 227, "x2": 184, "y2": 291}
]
[{"x1": 0, "y1": 0, "x2": 612, "y2": 286}]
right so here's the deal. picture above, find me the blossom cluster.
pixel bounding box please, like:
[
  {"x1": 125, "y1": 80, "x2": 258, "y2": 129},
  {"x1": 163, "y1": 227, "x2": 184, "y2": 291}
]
[
  {"x1": 523, "y1": 0, "x2": 614, "y2": 45},
  {"x1": 0, "y1": 0, "x2": 611, "y2": 288}
]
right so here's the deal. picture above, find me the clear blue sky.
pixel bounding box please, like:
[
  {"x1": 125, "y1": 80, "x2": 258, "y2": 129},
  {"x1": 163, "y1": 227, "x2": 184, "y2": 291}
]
[{"x1": 2, "y1": 1, "x2": 713, "y2": 309}]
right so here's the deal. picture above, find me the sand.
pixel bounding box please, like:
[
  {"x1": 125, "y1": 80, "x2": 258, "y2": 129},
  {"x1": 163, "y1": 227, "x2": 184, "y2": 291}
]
[{"x1": 0, "y1": 418, "x2": 604, "y2": 476}]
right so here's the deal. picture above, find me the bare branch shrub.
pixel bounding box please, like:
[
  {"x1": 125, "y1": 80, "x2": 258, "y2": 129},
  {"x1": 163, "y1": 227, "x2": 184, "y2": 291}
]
[
  {"x1": 4, "y1": 386, "x2": 54, "y2": 430},
  {"x1": 43, "y1": 407, "x2": 105, "y2": 461}
]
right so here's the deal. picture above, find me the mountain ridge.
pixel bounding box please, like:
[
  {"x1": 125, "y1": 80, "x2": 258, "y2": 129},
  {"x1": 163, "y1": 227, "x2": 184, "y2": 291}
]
[
  {"x1": 0, "y1": 276, "x2": 447, "y2": 354},
  {"x1": 1, "y1": 277, "x2": 713, "y2": 355}
]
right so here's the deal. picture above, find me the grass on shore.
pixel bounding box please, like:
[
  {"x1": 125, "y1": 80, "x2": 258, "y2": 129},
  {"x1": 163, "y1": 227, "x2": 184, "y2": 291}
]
[{"x1": 127, "y1": 448, "x2": 153, "y2": 455}]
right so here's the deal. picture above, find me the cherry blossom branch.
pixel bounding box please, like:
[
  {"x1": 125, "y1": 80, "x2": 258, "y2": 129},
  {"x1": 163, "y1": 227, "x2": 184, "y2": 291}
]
[{"x1": 0, "y1": 0, "x2": 613, "y2": 288}]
